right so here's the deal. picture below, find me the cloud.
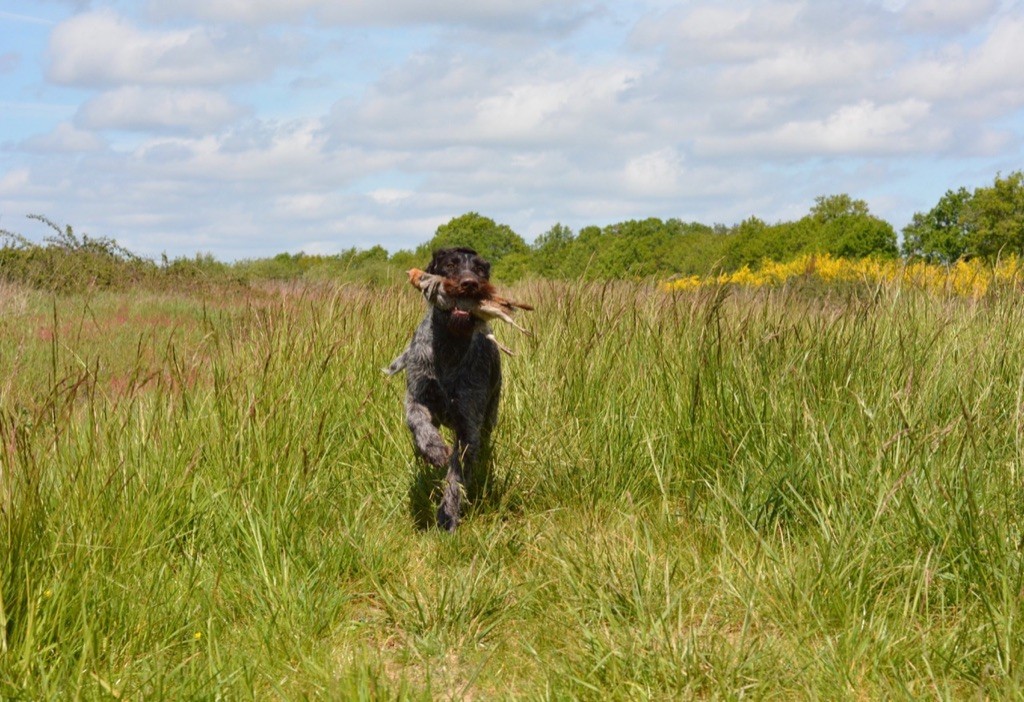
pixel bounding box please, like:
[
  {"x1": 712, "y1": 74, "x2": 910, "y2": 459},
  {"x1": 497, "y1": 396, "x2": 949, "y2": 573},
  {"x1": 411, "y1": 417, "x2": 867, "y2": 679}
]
[
  {"x1": 899, "y1": 0, "x2": 999, "y2": 32},
  {"x1": 19, "y1": 122, "x2": 107, "y2": 152},
  {"x1": 714, "y1": 41, "x2": 895, "y2": 96},
  {"x1": 623, "y1": 148, "x2": 684, "y2": 195},
  {"x1": 75, "y1": 87, "x2": 247, "y2": 132},
  {"x1": 633, "y1": 3, "x2": 814, "y2": 65},
  {"x1": 896, "y1": 18, "x2": 1024, "y2": 108},
  {"x1": 367, "y1": 189, "x2": 414, "y2": 205},
  {"x1": 472, "y1": 67, "x2": 641, "y2": 143},
  {"x1": 698, "y1": 99, "x2": 948, "y2": 157},
  {"x1": 325, "y1": 50, "x2": 645, "y2": 153},
  {"x1": 149, "y1": 0, "x2": 597, "y2": 31},
  {"x1": 138, "y1": 119, "x2": 399, "y2": 185},
  {"x1": 47, "y1": 9, "x2": 287, "y2": 87},
  {"x1": 0, "y1": 169, "x2": 31, "y2": 196}
]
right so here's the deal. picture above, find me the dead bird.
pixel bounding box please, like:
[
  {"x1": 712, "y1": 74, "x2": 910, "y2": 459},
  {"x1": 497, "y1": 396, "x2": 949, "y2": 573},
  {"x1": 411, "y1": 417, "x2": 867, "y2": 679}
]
[{"x1": 407, "y1": 268, "x2": 533, "y2": 337}]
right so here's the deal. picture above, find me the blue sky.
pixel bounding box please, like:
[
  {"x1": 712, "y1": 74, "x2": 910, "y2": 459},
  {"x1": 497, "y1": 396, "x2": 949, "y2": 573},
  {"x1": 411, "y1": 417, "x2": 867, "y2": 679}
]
[{"x1": 1, "y1": 0, "x2": 1023, "y2": 260}]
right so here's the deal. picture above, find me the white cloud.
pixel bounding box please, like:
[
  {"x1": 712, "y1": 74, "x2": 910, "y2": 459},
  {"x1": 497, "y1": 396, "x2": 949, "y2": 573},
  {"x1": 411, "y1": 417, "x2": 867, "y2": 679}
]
[
  {"x1": 699, "y1": 99, "x2": 947, "y2": 156},
  {"x1": 900, "y1": 0, "x2": 998, "y2": 32},
  {"x1": 75, "y1": 87, "x2": 246, "y2": 132},
  {"x1": 783, "y1": 99, "x2": 943, "y2": 154},
  {"x1": 368, "y1": 189, "x2": 414, "y2": 205},
  {"x1": 19, "y1": 122, "x2": 106, "y2": 152},
  {"x1": 274, "y1": 193, "x2": 332, "y2": 219},
  {"x1": 158, "y1": 120, "x2": 393, "y2": 184},
  {"x1": 897, "y1": 18, "x2": 1024, "y2": 107},
  {"x1": 473, "y1": 68, "x2": 640, "y2": 142},
  {"x1": 623, "y1": 148, "x2": 684, "y2": 195},
  {"x1": 0, "y1": 169, "x2": 31, "y2": 195},
  {"x1": 715, "y1": 42, "x2": 894, "y2": 95},
  {"x1": 633, "y1": 2, "x2": 807, "y2": 64},
  {"x1": 47, "y1": 9, "x2": 285, "y2": 87},
  {"x1": 325, "y1": 50, "x2": 647, "y2": 154},
  {"x1": 150, "y1": 0, "x2": 596, "y2": 30}
]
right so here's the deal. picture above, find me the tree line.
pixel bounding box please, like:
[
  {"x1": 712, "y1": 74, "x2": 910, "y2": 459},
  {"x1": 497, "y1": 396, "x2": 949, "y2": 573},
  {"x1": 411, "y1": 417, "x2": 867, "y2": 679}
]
[
  {"x1": 367, "y1": 170, "x2": 1023, "y2": 282},
  {"x1": 2, "y1": 171, "x2": 1022, "y2": 292}
]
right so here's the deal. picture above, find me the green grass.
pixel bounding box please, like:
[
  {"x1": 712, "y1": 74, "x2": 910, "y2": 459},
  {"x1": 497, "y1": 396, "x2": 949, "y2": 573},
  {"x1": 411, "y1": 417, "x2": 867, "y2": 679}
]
[{"x1": 3, "y1": 278, "x2": 1024, "y2": 698}]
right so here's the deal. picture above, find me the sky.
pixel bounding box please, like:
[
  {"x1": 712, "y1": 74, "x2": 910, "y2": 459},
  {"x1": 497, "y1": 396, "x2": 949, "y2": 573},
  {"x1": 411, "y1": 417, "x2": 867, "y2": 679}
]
[{"x1": 1, "y1": 0, "x2": 1023, "y2": 260}]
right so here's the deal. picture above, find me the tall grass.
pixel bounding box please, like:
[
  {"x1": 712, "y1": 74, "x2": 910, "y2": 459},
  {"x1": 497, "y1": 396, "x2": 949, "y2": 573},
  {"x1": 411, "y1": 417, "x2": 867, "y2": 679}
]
[{"x1": 3, "y1": 278, "x2": 1024, "y2": 697}]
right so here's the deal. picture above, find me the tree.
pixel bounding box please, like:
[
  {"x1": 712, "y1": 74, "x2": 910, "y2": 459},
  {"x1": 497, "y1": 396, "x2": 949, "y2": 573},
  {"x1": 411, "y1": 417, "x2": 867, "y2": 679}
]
[
  {"x1": 963, "y1": 171, "x2": 1024, "y2": 260},
  {"x1": 531, "y1": 223, "x2": 574, "y2": 278},
  {"x1": 419, "y1": 212, "x2": 529, "y2": 264},
  {"x1": 810, "y1": 194, "x2": 870, "y2": 222},
  {"x1": 533, "y1": 222, "x2": 574, "y2": 251},
  {"x1": 809, "y1": 194, "x2": 897, "y2": 258},
  {"x1": 901, "y1": 188, "x2": 971, "y2": 263},
  {"x1": 828, "y1": 216, "x2": 897, "y2": 258},
  {"x1": 723, "y1": 216, "x2": 774, "y2": 268}
]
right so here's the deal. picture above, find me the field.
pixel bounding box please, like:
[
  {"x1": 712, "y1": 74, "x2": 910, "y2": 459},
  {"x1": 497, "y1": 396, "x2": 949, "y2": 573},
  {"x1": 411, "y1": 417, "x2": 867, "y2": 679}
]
[{"x1": 3, "y1": 276, "x2": 1024, "y2": 699}]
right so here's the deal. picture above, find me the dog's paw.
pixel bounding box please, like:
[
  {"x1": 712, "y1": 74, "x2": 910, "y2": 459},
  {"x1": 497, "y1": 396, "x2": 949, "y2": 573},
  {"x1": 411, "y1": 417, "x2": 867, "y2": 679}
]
[{"x1": 437, "y1": 509, "x2": 459, "y2": 532}]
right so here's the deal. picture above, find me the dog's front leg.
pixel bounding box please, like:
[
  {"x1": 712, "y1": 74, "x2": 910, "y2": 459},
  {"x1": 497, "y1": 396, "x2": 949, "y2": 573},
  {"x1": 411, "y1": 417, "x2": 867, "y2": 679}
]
[{"x1": 405, "y1": 396, "x2": 450, "y2": 467}]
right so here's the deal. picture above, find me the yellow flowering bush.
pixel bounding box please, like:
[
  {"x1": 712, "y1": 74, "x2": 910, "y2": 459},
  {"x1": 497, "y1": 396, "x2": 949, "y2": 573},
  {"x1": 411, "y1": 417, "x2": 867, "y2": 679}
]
[{"x1": 660, "y1": 254, "x2": 1024, "y2": 298}]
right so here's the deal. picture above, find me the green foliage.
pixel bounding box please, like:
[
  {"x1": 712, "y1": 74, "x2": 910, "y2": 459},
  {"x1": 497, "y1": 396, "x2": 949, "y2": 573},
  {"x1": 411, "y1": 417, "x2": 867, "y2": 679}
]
[
  {"x1": 0, "y1": 215, "x2": 159, "y2": 292},
  {"x1": 722, "y1": 216, "x2": 804, "y2": 268},
  {"x1": 964, "y1": 171, "x2": 1024, "y2": 260},
  {"x1": 809, "y1": 193, "x2": 871, "y2": 221},
  {"x1": 418, "y1": 212, "x2": 529, "y2": 264},
  {"x1": 492, "y1": 251, "x2": 532, "y2": 283},
  {"x1": 901, "y1": 187, "x2": 972, "y2": 263},
  {"x1": 525, "y1": 218, "x2": 724, "y2": 281},
  {"x1": 530, "y1": 222, "x2": 575, "y2": 278},
  {"x1": 821, "y1": 211, "x2": 898, "y2": 258},
  {"x1": 388, "y1": 249, "x2": 418, "y2": 271},
  {"x1": 723, "y1": 195, "x2": 897, "y2": 269},
  {"x1": 903, "y1": 172, "x2": 1024, "y2": 263}
]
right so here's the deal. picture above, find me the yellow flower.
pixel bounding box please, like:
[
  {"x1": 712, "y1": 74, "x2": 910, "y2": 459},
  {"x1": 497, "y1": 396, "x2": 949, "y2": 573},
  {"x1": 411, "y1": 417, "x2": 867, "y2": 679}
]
[{"x1": 659, "y1": 254, "x2": 1024, "y2": 299}]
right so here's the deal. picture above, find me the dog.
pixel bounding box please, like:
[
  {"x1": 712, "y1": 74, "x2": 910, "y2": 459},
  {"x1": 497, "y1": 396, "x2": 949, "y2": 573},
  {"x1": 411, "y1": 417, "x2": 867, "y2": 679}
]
[{"x1": 387, "y1": 247, "x2": 502, "y2": 531}]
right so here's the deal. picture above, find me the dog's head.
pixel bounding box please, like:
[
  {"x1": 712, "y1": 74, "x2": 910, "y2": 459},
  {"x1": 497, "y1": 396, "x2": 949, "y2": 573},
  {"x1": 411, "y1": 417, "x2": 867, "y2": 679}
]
[
  {"x1": 426, "y1": 247, "x2": 492, "y2": 295},
  {"x1": 425, "y1": 247, "x2": 494, "y2": 335}
]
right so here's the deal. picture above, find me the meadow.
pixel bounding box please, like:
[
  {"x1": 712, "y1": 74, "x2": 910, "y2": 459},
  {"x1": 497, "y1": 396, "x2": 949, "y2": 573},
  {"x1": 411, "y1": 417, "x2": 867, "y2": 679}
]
[{"x1": 3, "y1": 273, "x2": 1024, "y2": 699}]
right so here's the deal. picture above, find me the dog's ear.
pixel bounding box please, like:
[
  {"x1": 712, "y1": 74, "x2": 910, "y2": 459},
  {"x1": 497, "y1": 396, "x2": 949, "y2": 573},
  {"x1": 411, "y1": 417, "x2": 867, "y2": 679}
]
[{"x1": 425, "y1": 249, "x2": 446, "y2": 275}]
